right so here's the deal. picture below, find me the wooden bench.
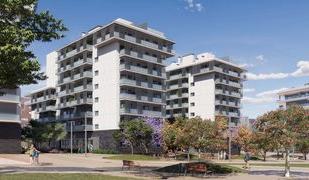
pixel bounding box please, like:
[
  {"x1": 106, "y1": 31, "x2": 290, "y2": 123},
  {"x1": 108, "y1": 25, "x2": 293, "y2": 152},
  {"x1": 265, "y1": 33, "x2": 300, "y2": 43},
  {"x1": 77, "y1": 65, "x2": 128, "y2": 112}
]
[
  {"x1": 122, "y1": 160, "x2": 140, "y2": 170},
  {"x1": 184, "y1": 163, "x2": 210, "y2": 176}
]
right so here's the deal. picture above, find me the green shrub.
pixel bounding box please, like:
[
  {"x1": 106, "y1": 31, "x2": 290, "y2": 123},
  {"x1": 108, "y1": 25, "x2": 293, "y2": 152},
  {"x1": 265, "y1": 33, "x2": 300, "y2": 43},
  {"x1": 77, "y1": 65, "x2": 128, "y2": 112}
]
[{"x1": 92, "y1": 149, "x2": 118, "y2": 154}]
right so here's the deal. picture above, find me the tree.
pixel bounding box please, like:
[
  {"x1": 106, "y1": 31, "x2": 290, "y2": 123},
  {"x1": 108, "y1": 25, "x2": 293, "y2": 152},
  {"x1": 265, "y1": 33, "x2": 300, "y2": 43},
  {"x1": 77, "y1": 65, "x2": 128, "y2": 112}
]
[
  {"x1": 162, "y1": 117, "x2": 186, "y2": 156},
  {"x1": 0, "y1": 0, "x2": 67, "y2": 89},
  {"x1": 145, "y1": 117, "x2": 164, "y2": 148},
  {"x1": 255, "y1": 105, "x2": 309, "y2": 177},
  {"x1": 114, "y1": 119, "x2": 153, "y2": 154},
  {"x1": 209, "y1": 116, "x2": 228, "y2": 154},
  {"x1": 22, "y1": 120, "x2": 66, "y2": 149},
  {"x1": 42, "y1": 123, "x2": 66, "y2": 148},
  {"x1": 296, "y1": 138, "x2": 309, "y2": 160},
  {"x1": 234, "y1": 126, "x2": 254, "y2": 153}
]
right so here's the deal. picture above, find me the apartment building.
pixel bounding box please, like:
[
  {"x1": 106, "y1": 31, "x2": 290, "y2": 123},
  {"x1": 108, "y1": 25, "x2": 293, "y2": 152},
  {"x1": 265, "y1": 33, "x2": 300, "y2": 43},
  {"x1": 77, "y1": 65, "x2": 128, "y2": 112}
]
[
  {"x1": 0, "y1": 88, "x2": 21, "y2": 153},
  {"x1": 166, "y1": 53, "x2": 246, "y2": 125},
  {"x1": 30, "y1": 18, "x2": 175, "y2": 149},
  {"x1": 278, "y1": 84, "x2": 309, "y2": 109},
  {"x1": 28, "y1": 51, "x2": 58, "y2": 123}
]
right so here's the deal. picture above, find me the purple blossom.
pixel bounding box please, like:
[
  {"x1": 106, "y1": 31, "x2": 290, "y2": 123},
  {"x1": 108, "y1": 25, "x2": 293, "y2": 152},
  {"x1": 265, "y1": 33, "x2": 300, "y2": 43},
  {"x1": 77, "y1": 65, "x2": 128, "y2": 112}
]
[{"x1": 144, "y1": 117, "x2": 164, "y2": 147}]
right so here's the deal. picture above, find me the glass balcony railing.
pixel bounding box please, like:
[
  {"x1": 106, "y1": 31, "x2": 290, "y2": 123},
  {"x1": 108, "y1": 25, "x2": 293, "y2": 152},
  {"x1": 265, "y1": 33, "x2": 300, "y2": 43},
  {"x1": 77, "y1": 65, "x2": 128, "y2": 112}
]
[
  {"x1": 0, "y1": 113, "x2": 20, "y2": 122},
  {"x1": 0, "y1": 94, "x2": 20, "y2": 103},
  {"x1": 120, "y1": 78, "x2": 164, "y2": 91}
]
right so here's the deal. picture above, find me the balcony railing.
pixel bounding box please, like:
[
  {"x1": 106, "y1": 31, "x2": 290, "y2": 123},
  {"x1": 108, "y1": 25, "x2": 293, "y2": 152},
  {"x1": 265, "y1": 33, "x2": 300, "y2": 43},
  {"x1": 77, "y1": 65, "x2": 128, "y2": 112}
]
[
  {"x1": 0, "y1": 94, "x2": 20, "y2": 103},
  {"x1": 0, "y1": 113, "x2": 20, "y2": 122},
  {"x1": 120, "y1": 78, "x2": 164, "y2": 91}
]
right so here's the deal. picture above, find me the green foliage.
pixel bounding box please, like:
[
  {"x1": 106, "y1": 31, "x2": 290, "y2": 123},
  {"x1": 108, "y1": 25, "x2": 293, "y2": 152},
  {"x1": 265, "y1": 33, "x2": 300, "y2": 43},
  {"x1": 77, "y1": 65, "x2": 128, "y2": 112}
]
[
  {"x1": 0, "y1": 0, "x2": 67, "y2": 88},
  {"x1": 113, "y1": 119, "x2": 153, "y2": 154},
  {"x1": 92, "y1": 148, "x2": 118, "y2": 154},
  {"x1": 22, "y1": 120, "x2": 66, "y2": 147},
  {"x1": 155, "y1": 162, "x2": 243, "y2": 174}
]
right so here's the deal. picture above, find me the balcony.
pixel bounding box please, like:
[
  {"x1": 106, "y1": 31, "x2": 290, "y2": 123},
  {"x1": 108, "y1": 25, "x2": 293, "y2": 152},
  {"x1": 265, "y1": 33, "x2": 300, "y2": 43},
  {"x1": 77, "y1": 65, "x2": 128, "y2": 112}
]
[
  {"x1": 42, "y1": 106, "x2": 56, "y2": 111},
  {"x1": 214, "y1": 67, "x2": 223, "y2": 72},
  {"x1": 73, "y1": 58, "x2": 92, "y2": 68},
  {"x1": 0, "y1": 113, "x2": 20, "y2": 122},
  {"x1": 97, "y1": 32, "x2": 174, "y2": 56},
  {"x1": 143, "y1": 110, "x2": 162, "y2": 117},
  {"x1": 59, "y1": 98, "x2": 92, "y2": 108},
  {"x1": 228, "y1": 71, "x2": 240, "y2": 77},
  {"x1": 120, "y1": 78, "x2": 164, "y2": 91},
  {"x1": 120, "y1": 108, "x2": 138, "y2": 115},
  {"x1": 58, "y1": 45, "x2": 92, "y2": 62},
  {"x1": 67, "y1": 124, "x2": 93, "y2": 132},
  {"x1": 0, "y1": 94, "x2": 20, "y2": 103},
  {"x1": 120, "y1": 93, "x2": 137, "y2": 100},
  {"x1": 119, "y1": 49, "x2": 163, "y2": 65},
  {"x1": 59, "y1": 111, "x2": 92, "y2": 121}
]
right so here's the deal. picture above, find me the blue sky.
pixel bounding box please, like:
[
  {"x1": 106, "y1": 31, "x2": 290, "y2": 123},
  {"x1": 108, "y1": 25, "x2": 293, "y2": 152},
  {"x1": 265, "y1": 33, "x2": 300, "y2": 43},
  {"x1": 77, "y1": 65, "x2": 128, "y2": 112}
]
[{"x1": 23, "y1": 0, "x2": 309, "y2": 118}]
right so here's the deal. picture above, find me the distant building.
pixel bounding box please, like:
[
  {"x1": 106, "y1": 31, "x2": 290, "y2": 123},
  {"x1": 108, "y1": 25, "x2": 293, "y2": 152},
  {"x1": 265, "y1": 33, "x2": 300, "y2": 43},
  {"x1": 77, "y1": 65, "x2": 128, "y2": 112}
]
[
  {"x1": 0, "y1": 88, "x2": 21, "y2": 153},
  {"x1": 166, "y1": 53, "x2": 246, "y2": 125},
  {"x1": 239, "y1": 116, "x2": 255, "y2": 130},
  {"x1": 20, "y1": 97, "x2": 31, "y2": 127},
  {"x1": 278, "y1": 84, "x2": 309, "y2": 109}
]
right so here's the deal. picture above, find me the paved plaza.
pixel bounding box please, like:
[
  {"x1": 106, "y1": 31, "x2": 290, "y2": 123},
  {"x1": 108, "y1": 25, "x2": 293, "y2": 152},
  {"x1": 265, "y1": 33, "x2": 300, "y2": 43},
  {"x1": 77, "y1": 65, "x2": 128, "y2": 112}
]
[{"x1": 0, "y1": 154, "x2": 309, "y2": 179}]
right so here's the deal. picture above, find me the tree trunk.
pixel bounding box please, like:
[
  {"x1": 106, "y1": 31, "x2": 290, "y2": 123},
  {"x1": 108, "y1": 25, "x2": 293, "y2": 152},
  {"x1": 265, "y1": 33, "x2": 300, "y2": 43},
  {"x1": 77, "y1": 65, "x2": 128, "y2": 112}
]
[
  {"x1": 263, "y1": 151, "x2": 266, "y2": 161},
  {"x1": 284, "y1": 149, "x2": 290, "y2": 177},
  {"x1": 130, "y1": 143, "x2": 134, "y2": 155},
  {"x1": 187, "y1": 148, "x2": 190, "y2": 161},
  {"x1": 198, "y1": 148, "x2": 201, "y2": 159},
  {"x1": 304, "y1": 153, "x2": 307, "y2": 160},
  {"x1": 277, "y1": 150, "x2": 280, "y2": 160}
]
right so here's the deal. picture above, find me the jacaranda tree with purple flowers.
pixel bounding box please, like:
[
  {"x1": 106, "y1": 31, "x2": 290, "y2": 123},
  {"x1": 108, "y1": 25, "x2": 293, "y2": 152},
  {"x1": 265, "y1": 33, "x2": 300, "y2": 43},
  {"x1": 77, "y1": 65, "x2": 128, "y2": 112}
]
[{"x1": 144, "y1": 117, "x2": 164, "y2": 148}]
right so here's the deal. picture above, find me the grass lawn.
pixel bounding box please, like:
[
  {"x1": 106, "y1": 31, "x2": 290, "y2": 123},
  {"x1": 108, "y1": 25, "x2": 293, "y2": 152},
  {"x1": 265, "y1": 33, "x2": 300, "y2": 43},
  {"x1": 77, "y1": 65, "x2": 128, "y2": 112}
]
[
  {"x1": 0, "y1": 173, "x2": 137, "y2": 180},
  {"x1": 106, "y1": 154, "x2": 160, "y2": 161},
  {"x1": 220, "y1": 163, "x2": 309, "y2": 168}
]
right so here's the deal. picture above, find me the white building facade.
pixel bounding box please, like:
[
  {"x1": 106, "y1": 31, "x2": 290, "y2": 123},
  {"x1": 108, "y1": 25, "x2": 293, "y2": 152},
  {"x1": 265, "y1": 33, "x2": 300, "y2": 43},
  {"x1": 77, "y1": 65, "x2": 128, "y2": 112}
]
[
  {"x1": 166, "y1": 53, "x2": 246, "y2": 125},
  {"x1": 278, "y1": 84, "x2": 309, "y2": 110},
  {"x1": 29, "y1": 18, "x2": 175, "y2": 149}
]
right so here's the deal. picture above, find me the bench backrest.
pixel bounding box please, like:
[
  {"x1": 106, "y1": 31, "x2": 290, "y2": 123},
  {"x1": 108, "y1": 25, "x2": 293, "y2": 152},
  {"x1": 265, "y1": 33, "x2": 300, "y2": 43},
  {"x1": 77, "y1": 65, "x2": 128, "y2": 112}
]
[{"x1": 123, "y1": 160, "x2": 134, "y2": 166}]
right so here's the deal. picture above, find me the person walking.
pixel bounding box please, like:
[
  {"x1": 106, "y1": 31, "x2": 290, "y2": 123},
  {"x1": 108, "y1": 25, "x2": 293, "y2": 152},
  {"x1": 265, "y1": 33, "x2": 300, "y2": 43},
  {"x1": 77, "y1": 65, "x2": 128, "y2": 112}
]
[
  {"x1": 243, "y1": 152, "x2": 251, "y2": 169},
  {"x1": 33, "y1": 147, "x2": 40, "y2": 165},
  {"x1": 29, "y1": 144, "x2": 35, "y2": 164}
]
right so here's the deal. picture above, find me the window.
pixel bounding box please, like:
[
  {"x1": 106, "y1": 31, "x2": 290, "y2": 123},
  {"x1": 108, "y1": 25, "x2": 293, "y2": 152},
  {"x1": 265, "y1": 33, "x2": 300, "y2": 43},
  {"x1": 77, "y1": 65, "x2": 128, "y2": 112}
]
[
  {"x1": 190, "y1": 112, "x2": 195, "y2": 117},
  {"x1": 95, "y1": 70, "x2": 99, "y2": 76},
  {"x1": 95, "y1": 111, "x2": 99, "y2": 116},
  {"x1": 190, "y1": 82, "x2": 195, "y2": 86},
  {"x1": 190, "y1": 92, "x2": 195, "y2": 96},
  {"x1": 95, "y1": 124, "x2": 99, "y2": 129},
  {"x1": 190, "y1": 102, "x2": 195, "y2": 107},
  {"x1": 94, "y1": 57, "x2": 98, "y2": 62},
  {"x1": 95, "y1": 84, "x2": 99, "y2": 89},
  {"x1": 95, "y1": 97, "x2": 99, "y2": 102}
]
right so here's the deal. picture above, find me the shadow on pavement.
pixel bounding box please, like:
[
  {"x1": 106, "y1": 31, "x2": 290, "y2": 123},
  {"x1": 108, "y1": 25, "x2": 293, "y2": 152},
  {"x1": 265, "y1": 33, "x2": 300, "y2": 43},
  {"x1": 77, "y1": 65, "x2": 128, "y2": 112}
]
[{"x1": 250, "y1": 170, "x2": 309, "y2": 177}]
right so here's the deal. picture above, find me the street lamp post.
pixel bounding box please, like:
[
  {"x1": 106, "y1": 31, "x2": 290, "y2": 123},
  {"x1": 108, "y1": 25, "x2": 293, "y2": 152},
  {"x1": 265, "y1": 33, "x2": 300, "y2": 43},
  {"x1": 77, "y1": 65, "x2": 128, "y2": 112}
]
[
  {"x1": 84, "y1": 112, "x2": 87, "y2": 157},
  {"x1": 228, "y1": 116, "x2": 232, "y2": 161},
  {"x1": 70, "y1": 121, "x2": 73, "y2": 154}
]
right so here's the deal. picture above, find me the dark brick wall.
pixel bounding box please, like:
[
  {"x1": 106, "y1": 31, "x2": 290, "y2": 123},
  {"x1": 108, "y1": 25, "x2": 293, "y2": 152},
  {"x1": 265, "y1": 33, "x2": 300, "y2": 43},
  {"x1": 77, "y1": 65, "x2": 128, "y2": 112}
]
[
  {"x1": 0, "y1": 122, "x2": 21, "y2": 153},
  {"x1": 0, "y1": 139, "x2": 21, "y2": 153},
  {"x1": 91, "y1": 130, "x2": 119, "y2": 150},
  {"x1": 0, "y1": 122, "x2": 21, "y2": 139}
]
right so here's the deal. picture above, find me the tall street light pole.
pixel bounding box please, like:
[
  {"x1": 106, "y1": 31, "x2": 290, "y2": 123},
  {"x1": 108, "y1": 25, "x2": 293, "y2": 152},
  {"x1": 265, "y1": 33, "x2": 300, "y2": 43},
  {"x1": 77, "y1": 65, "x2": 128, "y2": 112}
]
[
  {"x1": 84, "y1": 112, "x2": 87, "y2": 157},
  {"x1": 228, "y1": 116, "x2": 232, "y2": 162},
  {"x1": 70, "y1": 121, "x2": 73, "y2": 154}
]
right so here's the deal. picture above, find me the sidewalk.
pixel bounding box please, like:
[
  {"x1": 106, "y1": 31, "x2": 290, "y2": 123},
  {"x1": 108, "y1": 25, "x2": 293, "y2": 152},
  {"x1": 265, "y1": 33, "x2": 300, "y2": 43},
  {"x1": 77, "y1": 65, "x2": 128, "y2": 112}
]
[{"x1": 0, "y1": 154, "x2": 309, "y2": 179}]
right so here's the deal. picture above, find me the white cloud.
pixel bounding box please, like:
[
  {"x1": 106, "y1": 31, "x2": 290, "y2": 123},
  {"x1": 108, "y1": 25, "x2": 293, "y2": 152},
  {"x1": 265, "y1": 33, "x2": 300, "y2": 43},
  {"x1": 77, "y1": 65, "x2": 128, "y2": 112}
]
[
  {"x1": 256, "y1": 54, "x2": 265, "y2": 64},
  {"x1": 246, "y1": 60, "x2": 309, "y2": 80},
  {"x1": 291, "y1": 61, "x2": 309, "y2": 77},
  {"x1": 239, "y1": 63, "x2": 255, "y2": 68},
  {"x1": 243, "y1": 88, "x2": 287, "y2": 104},
  {"x1": 243, "y1": 88, "x2": 255, "y2": 93},
  {"x1": 246, "y1": 72, "x2": 289, "y2": 80},
  {"x1": 184, "y1": 0, "x2": 204, "y2": 12}
]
